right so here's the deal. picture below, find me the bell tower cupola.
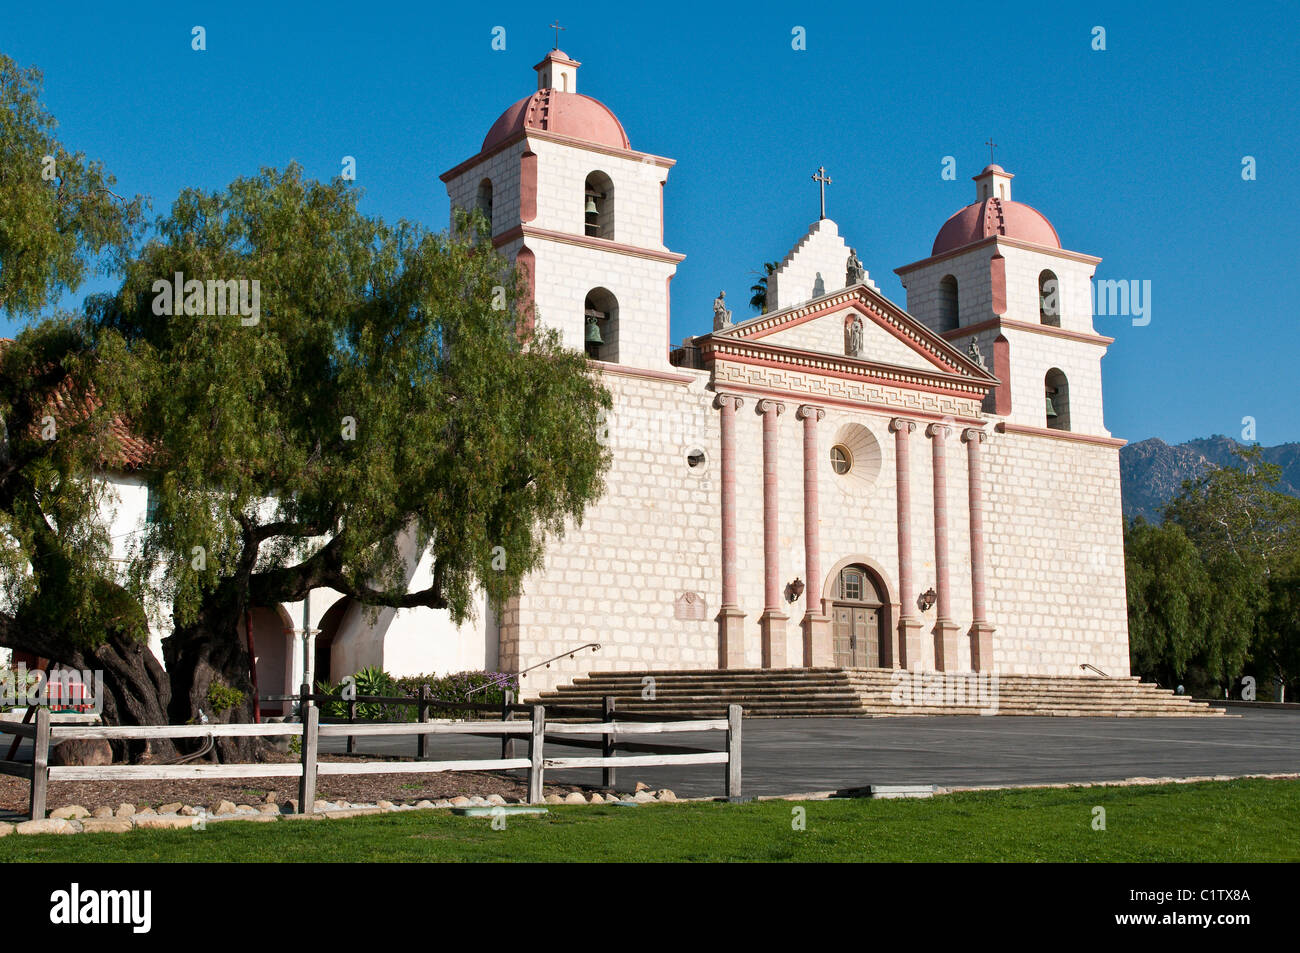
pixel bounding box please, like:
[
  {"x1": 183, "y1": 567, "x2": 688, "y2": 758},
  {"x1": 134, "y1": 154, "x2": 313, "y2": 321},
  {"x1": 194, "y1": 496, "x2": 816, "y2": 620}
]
[
  {"x1": 439, "y1": 49, "x2": 684, "y2": 372},
  {"x1": 535, "y1": 49, "x2": 580, "y2": 93}
]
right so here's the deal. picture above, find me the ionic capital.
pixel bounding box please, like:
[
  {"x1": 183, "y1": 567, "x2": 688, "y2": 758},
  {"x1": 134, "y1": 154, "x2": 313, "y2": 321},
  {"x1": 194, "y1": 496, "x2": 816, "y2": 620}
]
[
  {"x1": 925, "y1": 422, "x2": 951, "y2": 440},
  {"x1": 888, "y1": 417, "x2": 916, "y2": 435},
  {"x1": 757, "y1": 399, "x2": 786, "y2": 417},
  {"x1": 961, "y1": 427, "x2": 987, "y2": 444},
  {"x1": 714, "y1": 393, "x2": 744, "y2": 412},
  {"x1": 796, "y1": 404, "x2": 825, "y2": 422}
]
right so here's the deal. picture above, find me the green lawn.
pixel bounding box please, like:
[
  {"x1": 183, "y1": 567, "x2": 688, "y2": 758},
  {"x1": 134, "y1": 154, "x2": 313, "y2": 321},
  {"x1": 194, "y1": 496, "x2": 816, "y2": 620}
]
[{"x1": 3, "y1": 779, "x2": 1296, "y2": 862}]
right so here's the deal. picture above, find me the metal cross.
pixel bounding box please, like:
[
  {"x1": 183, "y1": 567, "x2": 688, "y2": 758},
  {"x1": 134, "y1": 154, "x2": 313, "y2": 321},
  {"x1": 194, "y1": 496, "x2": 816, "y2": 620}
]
[
  {"x1": 550, "y1": 20, "x2": 565, "y2": 49},
  {"x1": 985, "y1": 137, "x2": 998, "y2": 164},
  {"x1": 812, "y1": 166, "x2": 832, "y2": 219}
]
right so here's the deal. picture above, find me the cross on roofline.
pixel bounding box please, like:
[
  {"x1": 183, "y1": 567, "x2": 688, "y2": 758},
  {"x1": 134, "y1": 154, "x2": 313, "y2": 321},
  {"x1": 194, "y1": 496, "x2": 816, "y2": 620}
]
[
  {"x1": 986, "y1": 137, "x2": 998, "y2": 164},
  {"x1": 812, "y1": 166, "x2": 832, "y2": 220},
  {"x1": 550, "y1": 20, "x2": 565, "y2": 49}
]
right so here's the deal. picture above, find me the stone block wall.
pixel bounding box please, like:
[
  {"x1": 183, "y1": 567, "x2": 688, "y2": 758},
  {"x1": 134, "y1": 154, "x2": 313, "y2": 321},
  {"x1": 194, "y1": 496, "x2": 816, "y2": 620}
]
[
  {"x1": 503, "y1": 368, "x2": 719, "y2": 696},
  {"x1": 982, "y1": 430, "x2": 1130, "y2": 676}
]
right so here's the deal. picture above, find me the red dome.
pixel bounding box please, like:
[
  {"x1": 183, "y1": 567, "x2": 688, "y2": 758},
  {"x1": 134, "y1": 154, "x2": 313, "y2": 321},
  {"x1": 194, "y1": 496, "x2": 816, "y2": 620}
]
[
  {"x1": 931, "y1": 197, "x2": 1060, "y2": 256},
  {"x1": 482, "y1": 88, "x2": 631, "y2": 152}
]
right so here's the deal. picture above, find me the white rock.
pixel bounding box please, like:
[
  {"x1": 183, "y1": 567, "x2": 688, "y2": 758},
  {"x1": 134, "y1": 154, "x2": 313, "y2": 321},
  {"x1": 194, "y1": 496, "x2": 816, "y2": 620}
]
[{"x1": 16, "y1": 818, "x2": 75, "y2": 835}]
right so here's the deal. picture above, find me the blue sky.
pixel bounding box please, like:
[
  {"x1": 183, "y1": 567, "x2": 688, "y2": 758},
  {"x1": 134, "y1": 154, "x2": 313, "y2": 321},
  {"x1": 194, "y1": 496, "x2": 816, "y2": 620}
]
[{"x1": 5, "y1": 0, "x2": 1297, "y2": 445}]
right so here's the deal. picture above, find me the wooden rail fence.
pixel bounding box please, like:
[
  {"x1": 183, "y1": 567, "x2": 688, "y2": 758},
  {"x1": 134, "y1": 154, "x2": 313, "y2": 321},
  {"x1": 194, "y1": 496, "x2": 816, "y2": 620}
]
[{"x1": 0, "y1": 686, "x2": 743, "y2": 821}]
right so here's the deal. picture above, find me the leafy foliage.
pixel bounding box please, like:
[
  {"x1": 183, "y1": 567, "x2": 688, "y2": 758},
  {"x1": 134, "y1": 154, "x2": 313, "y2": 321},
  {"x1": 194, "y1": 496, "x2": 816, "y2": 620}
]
[
  {"x1": 749, "y1": 262, "x2": 777, "y2": 313},
  {"x1": 204, "y1": 680, "x2": 245, "y2": 715},
  {"x1": 0, "y1": 53, "x2": 144, "y2": 317},
  {"x1": 1127, "y1": 446, "x2": 1300, "y2": 698},
  {"x1": 87, "y1": 163, "x2": 611, "y2": 645}
]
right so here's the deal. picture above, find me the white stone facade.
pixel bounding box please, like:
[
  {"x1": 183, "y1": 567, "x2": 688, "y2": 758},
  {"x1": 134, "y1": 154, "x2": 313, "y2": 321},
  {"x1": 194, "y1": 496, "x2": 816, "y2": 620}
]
[{"x1": 429, "y1": 53, "x2": 1133, "y2": 695}]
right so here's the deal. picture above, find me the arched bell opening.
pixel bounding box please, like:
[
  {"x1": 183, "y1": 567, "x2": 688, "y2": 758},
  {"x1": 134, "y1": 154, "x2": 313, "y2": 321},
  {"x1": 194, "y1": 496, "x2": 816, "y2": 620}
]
[{"x1": 584, "y1": 287, "x2": 619, "y2": 362}]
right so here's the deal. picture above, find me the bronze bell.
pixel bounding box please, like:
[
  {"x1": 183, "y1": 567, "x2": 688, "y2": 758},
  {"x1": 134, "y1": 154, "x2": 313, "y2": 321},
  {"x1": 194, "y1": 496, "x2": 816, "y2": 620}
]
[
  {"x1": 585, "y1": 311, "x2": 604, "y2": 345},
  {"x1": 1045, "y1": 388, "x2": 1059, "y2": 418},
  {"x1": 585, "y1": 193, "x2": 600, "y2": 215}
]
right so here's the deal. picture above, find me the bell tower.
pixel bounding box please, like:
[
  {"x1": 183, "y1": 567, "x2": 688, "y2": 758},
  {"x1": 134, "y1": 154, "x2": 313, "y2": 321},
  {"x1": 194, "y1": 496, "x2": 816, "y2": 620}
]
[
  {"x1": 895, "y1": 164, "x2": 1113, "y2": 438},
  {"x1": 439, "y1": 50, "x2": 684, "y2": 370}
]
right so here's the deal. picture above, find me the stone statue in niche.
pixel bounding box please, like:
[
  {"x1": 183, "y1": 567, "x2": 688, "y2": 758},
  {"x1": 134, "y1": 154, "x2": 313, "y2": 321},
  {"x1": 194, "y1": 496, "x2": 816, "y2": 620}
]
[
  {"x1": 845, "y1": 248, "x2": 865, "y2": 286},
  {"x1": 846, "y1": 315, "x2": 864, "y2": 357},
  {"x1": 968, "y1": 338, "x2": 988, "y2": 370},
  {"x1": 712, "y1": 290, "x2": 732, "y2": 330},
  {"x1": 812, "y1": 272, "x2": 826, "y2": 298}
]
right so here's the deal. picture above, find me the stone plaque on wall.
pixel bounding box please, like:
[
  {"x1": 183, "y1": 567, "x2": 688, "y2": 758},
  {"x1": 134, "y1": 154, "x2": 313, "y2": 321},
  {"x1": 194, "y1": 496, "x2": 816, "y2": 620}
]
[{"x1": 674, "y1": 591, "x2": 706, "y2": 621}]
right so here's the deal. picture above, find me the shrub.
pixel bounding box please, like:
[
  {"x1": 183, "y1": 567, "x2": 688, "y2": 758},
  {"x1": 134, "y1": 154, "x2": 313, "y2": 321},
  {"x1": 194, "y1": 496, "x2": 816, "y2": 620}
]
[
  {"x1": 205, "y1": 680, "x2": 245, "y2": 716},
  {"x1": 394, "y1": 670, "x2": 519, "y2": 718}
]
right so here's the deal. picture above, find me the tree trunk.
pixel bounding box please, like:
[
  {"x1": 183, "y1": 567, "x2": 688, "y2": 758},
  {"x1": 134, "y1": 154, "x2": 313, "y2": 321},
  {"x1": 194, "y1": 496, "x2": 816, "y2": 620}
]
[
  {"x1": 164, "y1": 598, "x2": 272, "y2": 763},
  {"x1": 0, "y1": 621, "x2": 177, "y2": 762}
]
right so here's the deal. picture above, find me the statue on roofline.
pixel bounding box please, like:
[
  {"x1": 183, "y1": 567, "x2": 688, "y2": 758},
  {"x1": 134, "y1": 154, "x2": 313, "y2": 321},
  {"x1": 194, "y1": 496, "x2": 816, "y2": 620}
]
[
  {"x1": 846, "y1": 248, "x2": 865, "y2": 287},
  {"x1": 713, "y1": 290, "x2": 732, "y2": 330}
]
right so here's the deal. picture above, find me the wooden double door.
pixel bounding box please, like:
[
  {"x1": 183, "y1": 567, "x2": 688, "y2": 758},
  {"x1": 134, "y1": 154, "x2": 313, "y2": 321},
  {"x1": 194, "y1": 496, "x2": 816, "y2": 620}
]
[
  {"x1": 832, "y1": 603, "x2": 881, "y2": 668},
  {"x1": 832, "y1": 565, "x2": 885, "y2": 668}
]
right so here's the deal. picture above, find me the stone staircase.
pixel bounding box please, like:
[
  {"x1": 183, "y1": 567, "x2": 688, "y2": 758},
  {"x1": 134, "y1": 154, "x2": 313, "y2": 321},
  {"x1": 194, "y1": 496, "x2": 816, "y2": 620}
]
[{"x1": 531, "y1": 668, "x2": 1225, "y2": 718}]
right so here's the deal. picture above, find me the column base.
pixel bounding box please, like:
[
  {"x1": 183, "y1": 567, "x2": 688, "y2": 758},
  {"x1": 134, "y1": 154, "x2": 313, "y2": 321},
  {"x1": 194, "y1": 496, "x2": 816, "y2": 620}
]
[
  {"x1": 932, "y1": 618, "x2": 962, "y2": 672},
  {"x1": 718, "y1": 605, "x2": 746, "y2": 669},
  {"x1": 969, "y1": 622, "x2": 996, "y2": 672},
  {"x1": 759, "y1": 609, "x2": 789, "y2": 668},
  {"x1": 897, "y1": 616, "x2": 924, "y2": 670},
  {"x1": 800, "y1": 612, "x2": 832, "y2": 667}
]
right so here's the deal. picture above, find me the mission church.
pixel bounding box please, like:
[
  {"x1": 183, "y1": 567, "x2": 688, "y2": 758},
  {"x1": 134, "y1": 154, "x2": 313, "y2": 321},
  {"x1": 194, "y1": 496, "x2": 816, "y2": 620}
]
[
  {"x1": 426, "y1": 46, "x2": 1131, "y2": 697},
  {"x1": 6, "y1": 47, "x2": 1131, "y2": 704}
]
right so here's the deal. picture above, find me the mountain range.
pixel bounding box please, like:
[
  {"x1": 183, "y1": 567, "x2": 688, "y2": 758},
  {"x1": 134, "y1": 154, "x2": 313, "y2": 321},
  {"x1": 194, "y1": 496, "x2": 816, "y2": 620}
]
[{"x1": 1119, "y1": 435, "x2": 1300, "y2": 521}]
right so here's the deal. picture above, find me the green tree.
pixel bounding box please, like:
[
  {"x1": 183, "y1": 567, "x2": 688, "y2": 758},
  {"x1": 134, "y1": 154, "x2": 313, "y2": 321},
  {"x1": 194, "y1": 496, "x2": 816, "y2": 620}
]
[
  {"x1": 749, "y1": 262, "x2": 777, "y2": 313},
  {"x1": 1125, "y1": 518, "x2": 1211, "y2": 687},
  {"x1": 1129, "y1": 446, "x2": 1300, "y2": 697},
  {"x1": 0, "y1": 54, "x2": 143, "y2": 316},
  {"x1": 89, "y1": 165, "x2": 611, "y2": 756},
  {"x1": 0, "y1": 56, "x2": 167, "y2": 744}
]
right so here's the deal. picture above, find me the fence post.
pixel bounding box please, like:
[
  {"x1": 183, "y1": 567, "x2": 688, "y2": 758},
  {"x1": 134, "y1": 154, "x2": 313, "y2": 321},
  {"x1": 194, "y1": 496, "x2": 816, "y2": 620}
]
[
  {"x1": 527, "y1": 705, "x2": 545, "y2": 804},
  {"x1": 601, "y1": 695, "x2": 616, "y2": 789},
  {"x1": 501, "y1": 689, "x2": 515, "y2": 763},
  {"x1": 417, "y1": 684, "x2": 430, "y2": 761},
  {"x1": 298, "y1": 683, "x2": 319, "y2": 814},
  {"x1": 29, "y1": 705, "x2": 50, "y2": 821},
  {"x1": 725, "y1": 704, "x2": 742, "y2": 801},
  {"x1": 346, "y1": 697, "x2": 357, "y2": 755}
]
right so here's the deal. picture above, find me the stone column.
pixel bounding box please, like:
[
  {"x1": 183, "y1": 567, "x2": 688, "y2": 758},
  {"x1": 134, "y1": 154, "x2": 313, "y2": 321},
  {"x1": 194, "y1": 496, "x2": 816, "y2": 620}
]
[
  {"x1": 963, "y1": 428, "x2": 996, "y2": 671},
  {"x1": 758, "y1": 399, "x2": 787, "y2": 668},
  {"x1": 889, "y1": 418, "x2": 922, "y2": 669},
  {"x1": 715, "y1": 393, "x2": 746, "y2": 668},
  {"x1": 926, "y1": 422, "x2": 960, "y2": 670},
  {"x1": 797, "y1": 405, "x2": 832, "y2": 666}
]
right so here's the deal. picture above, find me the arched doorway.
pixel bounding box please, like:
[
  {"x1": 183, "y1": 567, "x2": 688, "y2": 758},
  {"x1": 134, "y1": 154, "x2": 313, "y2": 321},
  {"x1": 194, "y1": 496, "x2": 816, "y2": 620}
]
[
  {"x1": 831, "y1": 565, "x2": 887, "y2": 668},
  {"x1": 244, "y1": 606, "x2": 293, "y2": 715},
  {"x1": 316, "y1": 597, "x2": 356, "y2": 686}
]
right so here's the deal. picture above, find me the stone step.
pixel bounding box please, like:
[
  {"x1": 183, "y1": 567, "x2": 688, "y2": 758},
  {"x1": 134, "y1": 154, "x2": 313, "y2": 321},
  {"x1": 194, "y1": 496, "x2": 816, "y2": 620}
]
[
  {"x1": 540, "y1": 693, "x2": 1217, "y2": 713},
  {"x1": 533, "y1": 669, "x2": 1221, "y2": 717}
]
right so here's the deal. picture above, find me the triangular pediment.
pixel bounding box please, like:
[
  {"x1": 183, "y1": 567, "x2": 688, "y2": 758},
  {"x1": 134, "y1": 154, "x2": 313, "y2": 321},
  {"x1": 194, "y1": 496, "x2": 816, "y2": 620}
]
[{"x1": 712, "y1": 283, "x2": 995, "y2": 383}]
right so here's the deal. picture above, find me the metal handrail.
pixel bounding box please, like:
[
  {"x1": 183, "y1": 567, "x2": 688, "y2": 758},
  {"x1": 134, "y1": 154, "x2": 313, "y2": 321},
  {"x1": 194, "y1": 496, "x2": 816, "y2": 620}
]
[
  {"x1": 465, "y1": 642, "x2": 602, "y2": 695},
  {"x1": 1079, "y1": 663, "x2": 1110, "y2": 677}
]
